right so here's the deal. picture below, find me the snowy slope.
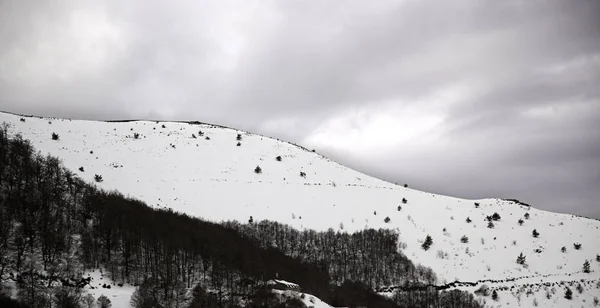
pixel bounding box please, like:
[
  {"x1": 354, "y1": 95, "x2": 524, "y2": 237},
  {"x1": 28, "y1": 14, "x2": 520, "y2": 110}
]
[{"x1": 2, "y1": 112, "x2": 600, "y2": 307}]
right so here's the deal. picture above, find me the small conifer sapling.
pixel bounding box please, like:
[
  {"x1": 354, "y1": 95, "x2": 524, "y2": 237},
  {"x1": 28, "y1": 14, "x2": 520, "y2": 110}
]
[
  {"x1": 565, "y1": 287, "x2": 572, "y2": 300},
  {"x1": 583, "y1": 260, "x2": 591, "y2": 273},
  {"x1": 422, "y1": 235, "x2": 433, "y2": 251},
  {"x1": 492, "y1": 290, "x2": 499, "y2": 301}
]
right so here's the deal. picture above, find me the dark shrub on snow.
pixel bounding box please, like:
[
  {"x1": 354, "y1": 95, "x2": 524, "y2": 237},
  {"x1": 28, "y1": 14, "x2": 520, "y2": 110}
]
[{"x1": 422, "y1": 235, "x2": 433, "y2": 251}]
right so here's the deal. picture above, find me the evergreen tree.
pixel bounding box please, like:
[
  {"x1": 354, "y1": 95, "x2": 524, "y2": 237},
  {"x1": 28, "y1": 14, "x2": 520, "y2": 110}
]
[
  {"x1": 487, "y1": 221, "x2": 494, "y2": 229},
  {"x1": 516, "y1": 252, "x2": 526, "y2": 265},
  {"x1": 255, "y1": 165, "x2": 262, "y2": 174},
  {"x1": 583, "y1": 260, "x2": 591, "y2": 273},
  {"x1": 532, "y1": 229, "x2": 539, "y2": 238},
  {"x1": 52, "y1": 132, "x2": 59, "y2": 140},
  {"x1": 461, "y1": 236, "x2": 469, "y2": 243},
  {"x1": 518, "y1": 219, "x2": 524, "y2": 226},
  {"x1": 402, "y1": 198, "x2": 407, "y2": 204},
  {"x1": 492, "y1": 213, "x2": 501, "y2": 221},
  {"x1": 564, "y1": 287, "x2": 572, "y2": 300},
  {"x1": 561, "y1": 246, "x2": 567, "y2": 253},
  {"x1": 597, "y1": 254, "x2": 600, "y2": 262},
  {"x1": 491, "y1": 290, "x2": 498, "y2": 301},
  {"x1": 466, "y1": 217, "x2": 472, "y2": 223},
  {"x1": 524, "y1": 213, "x2": 530, "y2": 219},
  {"x1": 422, "y1": 235, "x2": 433, "y2": 251}
]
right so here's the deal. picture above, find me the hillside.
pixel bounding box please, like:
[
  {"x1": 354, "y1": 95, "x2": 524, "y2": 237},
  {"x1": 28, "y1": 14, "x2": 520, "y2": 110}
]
[{"x1": 2, "y1": 111, "x2": 600, "y2": 307}]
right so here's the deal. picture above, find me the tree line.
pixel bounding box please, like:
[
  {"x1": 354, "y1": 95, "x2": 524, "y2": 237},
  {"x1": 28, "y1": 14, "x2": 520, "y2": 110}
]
[{"x1": 223, "y1": 220, "x2": 437, "y2": 288}]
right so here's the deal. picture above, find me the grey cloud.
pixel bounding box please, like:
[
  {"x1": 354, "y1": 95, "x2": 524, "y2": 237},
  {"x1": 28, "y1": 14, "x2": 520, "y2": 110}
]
[{"x1": 0, "y1": 0, "x2": 599, "y2": 218}]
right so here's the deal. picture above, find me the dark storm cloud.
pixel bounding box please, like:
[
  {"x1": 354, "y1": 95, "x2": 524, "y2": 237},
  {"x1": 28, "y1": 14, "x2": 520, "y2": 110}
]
[{"x1": 0, "y1": 0, "x2": 599, "y2": 217}]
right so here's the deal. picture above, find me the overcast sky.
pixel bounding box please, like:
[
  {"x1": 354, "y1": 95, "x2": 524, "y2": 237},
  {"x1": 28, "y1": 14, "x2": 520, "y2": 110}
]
[{"x1": 1, "y1": 0, "x2": 599, "y2": 218}]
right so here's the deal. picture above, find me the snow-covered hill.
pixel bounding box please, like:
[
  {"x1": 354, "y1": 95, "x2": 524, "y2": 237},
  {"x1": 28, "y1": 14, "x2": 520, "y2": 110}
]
[{"x1": 2, "y1": 111, "x2": 599, "y2": 307}]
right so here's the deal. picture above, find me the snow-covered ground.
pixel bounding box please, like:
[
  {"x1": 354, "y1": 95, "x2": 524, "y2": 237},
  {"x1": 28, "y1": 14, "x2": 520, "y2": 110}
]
[
  {"x1": 272, "y1": 289, "x2": 334, "y2": 308},
  {"x1": 481, "y1": 278, "x2": 600, "y2": 308},
  {"x1": 3, "y1": 112, "x2": 600, "y2": 307},
  {"x1": 81, "y1": 270, "x2": 333, "y2": 308},
  {"x1": 83, "y1": 270, "x2": 137, "y2": 308}
]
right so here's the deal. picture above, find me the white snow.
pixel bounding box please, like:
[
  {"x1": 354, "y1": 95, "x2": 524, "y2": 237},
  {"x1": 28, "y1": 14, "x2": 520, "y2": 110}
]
[
  {"x1": 272, "y1": 289, "x2": 334, "y2": 308},
  {"x1": 83, "y1": 270, "x2": 137, "y2": 308},
  {"x1": 3, "y1": 112, "x2": 600, "y2": 307},
  {"x1": 267, "y1": 279, "x2": 300, "y2": 289}
]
